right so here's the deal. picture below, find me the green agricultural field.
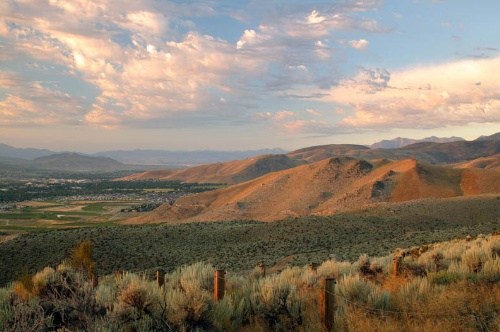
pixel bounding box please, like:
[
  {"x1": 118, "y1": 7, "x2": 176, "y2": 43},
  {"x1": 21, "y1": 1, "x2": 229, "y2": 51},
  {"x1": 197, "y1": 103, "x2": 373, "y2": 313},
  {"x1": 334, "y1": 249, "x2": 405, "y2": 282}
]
[{"x1": 0, "y1": 200, "x2": 144, "y2": 235}]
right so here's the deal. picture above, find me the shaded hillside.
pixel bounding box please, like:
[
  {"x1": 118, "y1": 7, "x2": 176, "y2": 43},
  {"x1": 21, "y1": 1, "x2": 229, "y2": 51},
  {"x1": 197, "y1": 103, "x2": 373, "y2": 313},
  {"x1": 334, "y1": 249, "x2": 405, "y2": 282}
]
[
  {"x1": 398, "y1": 140, "x2": 500, "y2": 164},
  {"x1": 475, "y1": 132, "x2": 500, "y2": 141},
  {"x1": 293, "y1": 140, "x2": 500, "y2": 165},
  {"x1": 33, "y1": 153, "x2": 125, "y2": 171},
  {"x1": 126, "y1": 157, "x2": 500, "y2": 224},
  {"x1": 118, "y1": 154, "x2": 305, "y2": 184},
  {"x1": 286, "y1": 144, "x2": 370, "y2": 162}
]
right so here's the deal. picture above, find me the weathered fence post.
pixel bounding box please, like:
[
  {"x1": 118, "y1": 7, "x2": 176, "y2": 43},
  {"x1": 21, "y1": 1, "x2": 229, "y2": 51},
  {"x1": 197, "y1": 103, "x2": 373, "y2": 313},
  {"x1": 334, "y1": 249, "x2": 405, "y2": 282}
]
[
  {"x1": 214, "y1": 269, "x2": 225, "y2": 302},
  {"x1": 321, "y1": 278, "x2": 336, "y2": 331},
  {"x1": 91, "y1": 274, "x2": 98, "y2": 288},
  {"x1": 156, "y1": 269, "x2": 165, "y2": 287},
  {"x1": 259, "y1": 261, "x2": 266, "y2": 277}
]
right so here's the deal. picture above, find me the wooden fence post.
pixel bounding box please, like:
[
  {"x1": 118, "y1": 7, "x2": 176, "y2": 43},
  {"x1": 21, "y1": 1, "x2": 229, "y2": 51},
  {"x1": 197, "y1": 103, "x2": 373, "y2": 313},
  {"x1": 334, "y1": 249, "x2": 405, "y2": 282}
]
[
  {"x1": 91, "y1": 274, "x2": 98, "y2": 288},
  {"x1": 156, "y1": 269, "x2": 165, "y2": 287},
  {"x1": 321, "y1": 278, "x2": 336, "y2": 331},
  {"x1": 214, "y1": 269, "x2": 225, "y2": 302}
]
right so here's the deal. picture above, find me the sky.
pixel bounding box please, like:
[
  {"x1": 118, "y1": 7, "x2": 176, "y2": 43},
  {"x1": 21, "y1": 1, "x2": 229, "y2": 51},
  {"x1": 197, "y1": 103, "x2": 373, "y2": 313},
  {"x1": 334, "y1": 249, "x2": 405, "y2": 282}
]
[{"x1": 1, "y1": 0, "x2": 499, "y2": 153}]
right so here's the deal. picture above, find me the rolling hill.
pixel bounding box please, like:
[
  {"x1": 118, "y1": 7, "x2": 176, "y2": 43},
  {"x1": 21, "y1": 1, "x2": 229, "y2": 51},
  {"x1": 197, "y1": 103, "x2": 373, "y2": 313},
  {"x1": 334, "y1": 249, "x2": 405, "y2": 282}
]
[
  {"x1": 118, "y1": 154, "x2": 306, "y2": 184},
  {"x1": 118, "y1": 138, "x2": 500, "y2": 185},
  {"x1": 32, "y1": 153, "x2": 126, "y2": 171},
  {"x1": 452, "y1": 154, "x2": 500, "y2": 170},
  {"x1": 369, "y1": 136, "x2": 464, "y2": 149},
  {"x1": 125, "y1": 156, "x2": 500, "y2": 224}
]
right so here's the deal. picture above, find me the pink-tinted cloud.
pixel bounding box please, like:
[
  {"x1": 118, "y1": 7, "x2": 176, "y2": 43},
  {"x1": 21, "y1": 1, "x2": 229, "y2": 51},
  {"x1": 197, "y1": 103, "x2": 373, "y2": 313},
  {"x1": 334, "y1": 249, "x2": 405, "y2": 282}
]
[
  {"x1": 323, "y1": 57, "x2": 500, "y2": 129},
  {"x1": 349, "y1": 39, "x2": 369, "y2": 51}
]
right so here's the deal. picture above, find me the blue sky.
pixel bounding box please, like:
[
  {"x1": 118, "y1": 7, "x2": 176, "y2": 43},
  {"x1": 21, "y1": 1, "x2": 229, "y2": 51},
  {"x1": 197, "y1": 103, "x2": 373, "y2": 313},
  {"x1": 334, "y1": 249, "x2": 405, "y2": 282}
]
[{"x1": 1, "y1": 0, "x2": 499, "y2": 152}]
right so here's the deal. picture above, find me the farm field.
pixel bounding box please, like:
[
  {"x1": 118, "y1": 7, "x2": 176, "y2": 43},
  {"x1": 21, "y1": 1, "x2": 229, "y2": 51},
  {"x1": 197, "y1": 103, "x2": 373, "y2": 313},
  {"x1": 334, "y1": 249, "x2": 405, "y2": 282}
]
[{"x1": 0, "y1": 200, "x2": 141, "y2": 238}]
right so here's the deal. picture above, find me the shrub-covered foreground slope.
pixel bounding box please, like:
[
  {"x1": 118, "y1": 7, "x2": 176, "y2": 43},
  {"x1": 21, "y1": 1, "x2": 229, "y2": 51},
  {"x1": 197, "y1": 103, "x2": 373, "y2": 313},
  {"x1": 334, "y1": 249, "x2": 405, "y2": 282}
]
[
  {"x1": 1, "y1": 194, "x2": 499, "y2": 287},
  {"x1": 1, "y1": 234, "x2": 499, "y2": 331}
]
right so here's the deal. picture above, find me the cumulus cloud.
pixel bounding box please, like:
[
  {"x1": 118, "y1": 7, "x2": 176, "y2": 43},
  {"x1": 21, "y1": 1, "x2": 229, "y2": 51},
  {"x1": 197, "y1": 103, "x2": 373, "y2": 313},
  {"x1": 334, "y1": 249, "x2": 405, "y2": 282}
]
[
  {"x1": 0, "y1": 71, "x2": 86, "y2": 125},
  {"x1": 0, "y1": 0, "x2": 387, "y2": 129},
  {"x1": 324, "y1": 57, "x2": 500, "y2": 129},
  {"x1": 349, "y1": 39, "x2": 369, "y2": 50}
]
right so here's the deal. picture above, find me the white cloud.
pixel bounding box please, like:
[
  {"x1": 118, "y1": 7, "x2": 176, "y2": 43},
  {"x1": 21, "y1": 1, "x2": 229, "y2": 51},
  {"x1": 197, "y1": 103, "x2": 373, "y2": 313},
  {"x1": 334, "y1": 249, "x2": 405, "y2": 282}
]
[
  {"x1": 349, "y1": 39, "x2": 369, "y2": 50},
  {"x1": 307, "y1": 109, "x2": 321, "y2": 116},
  {"x1": 0, "y1": 0, "x2": 387, "y2": 129},
  {"x1": 0, "y1": 71, "x2": 86, "y2": 125},
  {"x1": 323, "y1": 57, "x2": 500, "y2": 129}
]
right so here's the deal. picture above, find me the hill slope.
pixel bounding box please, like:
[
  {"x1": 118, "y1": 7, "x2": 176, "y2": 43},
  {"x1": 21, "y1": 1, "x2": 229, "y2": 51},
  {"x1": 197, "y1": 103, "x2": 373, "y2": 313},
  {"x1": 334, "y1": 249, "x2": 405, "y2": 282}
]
[
  {"x1": 452, "y1": 154, "x2": 500, "y2": 170},
  {"x1": 370, "y1": 136, "x2": 464, "y2": 149},
  {"x1": 118, "y1": 154, "x2": 305, "y2": 184},
  {"x1": 126, "y1": 157, "x2": 500, "y2": 223}
]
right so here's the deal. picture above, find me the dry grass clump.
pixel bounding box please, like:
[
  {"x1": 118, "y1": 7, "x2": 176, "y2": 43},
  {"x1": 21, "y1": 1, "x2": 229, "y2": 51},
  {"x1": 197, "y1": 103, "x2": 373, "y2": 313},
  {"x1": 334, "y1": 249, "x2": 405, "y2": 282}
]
[{"x1": 1, "y1": 234, "x2": 499, "y2": 331}]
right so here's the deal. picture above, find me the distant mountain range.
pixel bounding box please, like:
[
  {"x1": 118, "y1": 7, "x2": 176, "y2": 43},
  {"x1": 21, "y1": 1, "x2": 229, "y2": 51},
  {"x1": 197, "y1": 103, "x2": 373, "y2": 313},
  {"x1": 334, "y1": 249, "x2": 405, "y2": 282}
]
[
  {"x1": 0, "y1": 152, "x2": 129, "y2": 172},
  {"x1": 0, "y1": 143, "x2": 286, "y2": 166},
  {"x1": 91, "y1": 148, "x2": 287, "y2": 166},
  {"x1": 1, "y1": 132, "x2": 499, "y2": 172},
  {"x1": 369, "y1": 136, "x2": 465, "y2": 149},
  {"x1": 32, "y1": 153, "x2": 126, "y2": 171},
  {"x1": 119, "y1": 138, "x2": 500, "y2": 184}
]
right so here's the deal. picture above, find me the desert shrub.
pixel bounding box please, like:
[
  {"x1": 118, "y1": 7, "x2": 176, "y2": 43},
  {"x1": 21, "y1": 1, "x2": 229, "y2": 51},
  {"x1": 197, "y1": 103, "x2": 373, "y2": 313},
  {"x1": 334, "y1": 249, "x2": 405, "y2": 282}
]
[
  {"x1": 335, "y1": 274, "x2": 372, "y2": 313},
  {"x1": 94, "y1": 282, "x2": 117, "y2": 310},
  {"x1": 367, "y1": 287, "x2": 391, "y2": 313},
  {"x1": 210, "y1": 291, "x2": 253, "y2": 331},
  {"x1": 462, "y1": 245, "x2": 489, "y2": 273},
  {"x1": 210, "y1": 274, "x2": 252, "y2": 330},
  {"x1": 418, "y1": 249, "x2": 449, "y2": 273},
  {"x1": 428, "y1": 270, "x2": 462, "y2": 285},
  {"x1": 250, "y1": 269, "x2": 304, "y2": 330},
  {"x1": 42, "y1": 266, "x2": 102, "y2": 330},
  {"x1": 31, "y1": 267, "x2": 57, "y2": 297},
  {"x1": 5, "y1": 298, "x2": 51, "y2": 332},
  {"x1": 109, "y1": 271, "x2": 170, "y2": 330},
  {"x1": 0, "y1": 287, "x2": 15, "y2": 331},
  {"x1": 401, "y1": 259, "x2": 427, "y2": 278},
  {"x1": 398, "y1": 276, "x2": 432, "y2": 311},
  {"x1": 163, "y1": 262, "x2": 214, "y2": 329},
  {"x1": 317, "y1": 259, "x2": 353, "y2": 281}
]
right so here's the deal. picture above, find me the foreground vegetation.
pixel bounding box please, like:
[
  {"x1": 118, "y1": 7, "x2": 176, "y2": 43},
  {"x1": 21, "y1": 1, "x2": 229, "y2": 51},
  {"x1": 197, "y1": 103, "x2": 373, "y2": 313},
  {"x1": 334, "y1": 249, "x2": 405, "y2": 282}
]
[{"x1": 1, "y1": 234, "x2": 499, "y2": 331}]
